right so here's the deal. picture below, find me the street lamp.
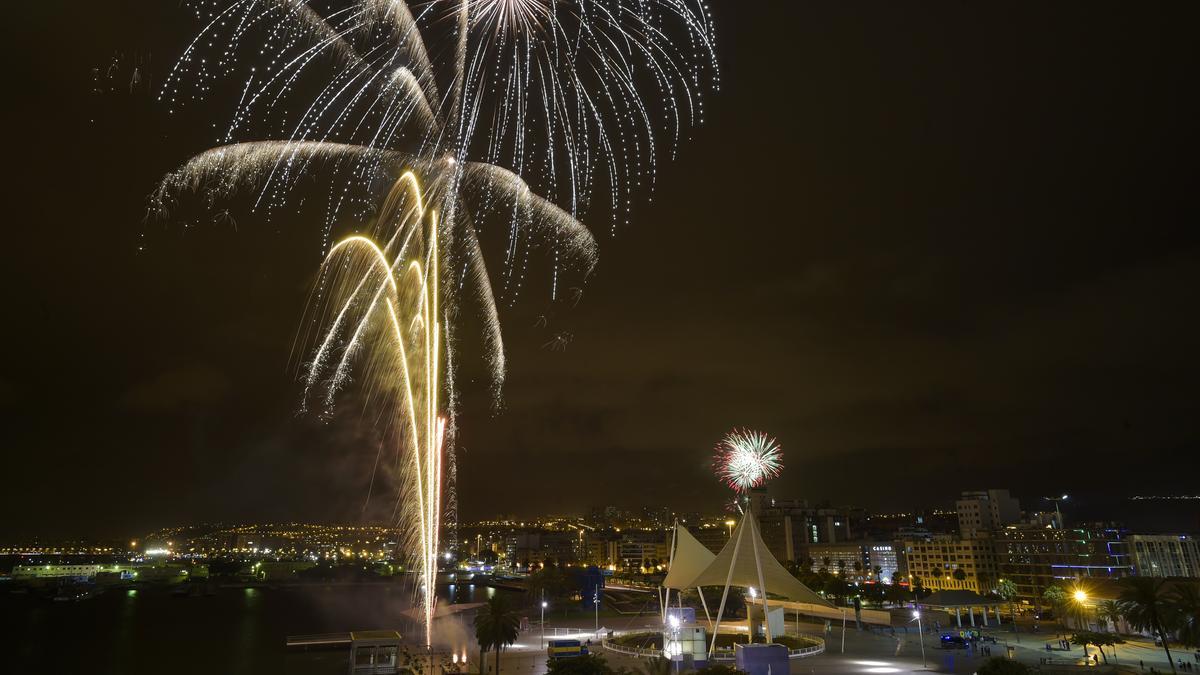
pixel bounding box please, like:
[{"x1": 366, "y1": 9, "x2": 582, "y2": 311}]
[
  {"x1": 912, "y1": 610, "x2": 927, "y2": 669},
  {"x1": 593, "y1": 586, "x2": 600, "y2": 635},
  {"x1": 724, "y1": 520, "x2": 736, "y2": 539},
  {"x1": 1073, "y1": 588, "x2": 1090, "y2": 634},
  {"x1": 1044, "y1": 494, "x2": 1069, "y2": 529},
  {"x1": 541, "y1": 591, "x2": 548, "y2": 650},
  {"x1": 666, "y1": 613, "x2": 682, "y2": 672}
]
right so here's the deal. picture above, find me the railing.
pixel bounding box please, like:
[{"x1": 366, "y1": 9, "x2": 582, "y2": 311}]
[
  {"x1": 710, "y1": 636, "x2": 825, "y2": 661},
  {"x1": 547, "y1": 627, "x2": 607, "y2": 638},
  {"x1": 601, "y1": 639, "x2": 663, "y2": 658},
  {"x1": 788, "y1": 636, "x2": 826, "y2": 658},
  {"x1": 710, "y1": 648, "x2": 737, "y2": 662}
]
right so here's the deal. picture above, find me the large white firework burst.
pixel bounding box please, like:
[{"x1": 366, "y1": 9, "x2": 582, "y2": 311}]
[
  {"x1": 153, "y1": 0, "x2": 717, "y2": 644},
  {"x1": 154, "y1": 0, "x2": 718, "y2": 398},
  {"x1": 714, "y1": 429, "x2": 783, "y2": 493}
]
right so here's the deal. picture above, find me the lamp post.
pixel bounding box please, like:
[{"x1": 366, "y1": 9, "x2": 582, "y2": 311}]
[
  {"x1": 724, "y1": 520, "x2": 735, "y2": 539},
  {"x1": 541, "y1": 590, "x2": 548, "y2": 650},
  {"x1": 668, "y1": 613, "x2": 681, "y2": 672},
  {"x1": 1044, "y1": 495, "x2": 1069, "y2": 529},
  {"x1": 748, "y1": 587, "x2": 758, "y2": 639},
  {"x1": 912, "y1": 610, "x2": 927, "y2": 669},
  {"x1": 1073, "y1": 589, "x2": 1089, "y2": 632}
]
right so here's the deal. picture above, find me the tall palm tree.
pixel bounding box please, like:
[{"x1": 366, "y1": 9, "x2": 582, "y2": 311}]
[
  {"x1": 1097, "y1": 600, "x2": 1124, "y2": 634},
  {"x1": 475, "y1": 595, "x2": 521, "y2": 675},
  {"x1": 1117, "y1": 577, "x2": 1178, "y2": 673},
  {"x1": 996, "y1": 579, "x2": 1019, "y2": 628},
  {"x1": 952, "y1": 568, "x2": 968, "y2": 587},
  {"x1": 1043, "y1": 584, "x2": 1071, "y2": 637},
  {"x1": 1170, "y1": 583, "x2": 1200, "y2": 649}
]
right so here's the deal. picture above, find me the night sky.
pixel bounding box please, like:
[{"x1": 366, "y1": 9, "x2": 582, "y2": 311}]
[{"x1": 6, "y1": 2, "x2": 1199, "y2": 539}]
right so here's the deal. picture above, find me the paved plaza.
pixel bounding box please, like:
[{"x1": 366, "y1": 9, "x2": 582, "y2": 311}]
[{"x1": 480, "y1": 615, "x2": 1198, "y2": 675}]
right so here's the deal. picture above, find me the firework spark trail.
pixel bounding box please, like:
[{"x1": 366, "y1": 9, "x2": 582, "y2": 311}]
[
  {"x1": 155, "y1": 0, "x2": 716, "y2": 311},
  {"x1": 156, "y1": 0, "x2": 718, "y2": 646},
  {"x1": 715, "y1": 429, "x2": 783, "y2": 493},
  {"x1": 303, "y1": 172, "x2": 445, "y2": 647}
]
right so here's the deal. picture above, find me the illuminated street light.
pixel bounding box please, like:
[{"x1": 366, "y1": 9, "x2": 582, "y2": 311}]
[
  {"x1": 540, "y1": 595, "x2": 548, "y2": 649},
  {"x1": 1073, "y1": 588, "x2": 1092, "y2": 633},
  {"x1": 1044, "y1": 494, "x2": 1069, "y2": 529},
  {"x1": 910, "y1": 609, "x2": 927, "y2": 669},
  {"x1": 724, "y1": 520, "x2": 736, "y2": 538}
]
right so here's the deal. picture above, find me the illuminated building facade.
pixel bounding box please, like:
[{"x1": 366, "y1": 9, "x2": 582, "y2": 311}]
[
  {"x1": 1128, "y1": 534, "x2": 1200, "y2": 578},
  {"x1": 902, "y1": 536, "x2": 1000, "y2": 593},
  {"x1": 956, "y1": 489, "x2": 1021, "y2": 538},
  {"x1": 991, "y1": 527, "x2": 1131, "y2": 601}
]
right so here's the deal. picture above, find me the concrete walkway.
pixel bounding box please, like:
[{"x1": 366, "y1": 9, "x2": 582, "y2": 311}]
[{"x1": 473, "y1": 616, "x2": 1200, "y2": 675}]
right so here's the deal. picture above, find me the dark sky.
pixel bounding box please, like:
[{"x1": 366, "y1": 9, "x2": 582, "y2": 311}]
[{"x1": 5, "y1": 2, "x2": 1199, "y2": 539}]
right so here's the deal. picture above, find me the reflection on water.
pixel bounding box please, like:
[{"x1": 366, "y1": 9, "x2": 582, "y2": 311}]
[{"x1": 2, "y1": 583, "x2": 516, "y2": 675}]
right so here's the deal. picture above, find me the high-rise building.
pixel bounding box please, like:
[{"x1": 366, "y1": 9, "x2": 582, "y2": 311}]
[
  {"x1": 901, "y1": 535, "x2": 1000, "y2": 594},
  {"x1": 799, "y1": 542, "x2": 906, "y2": 583},
  {"x1": 691, "y1": 523, "x2": 731, "y2": 555},
  {"x1": 1128, "y1": 535, "x2": 1200, "y2": 578},
  {"x1": 991, "y1": 526, "x2": 1131, "y2": 601},
  {"x1": 956, "y1": 489, "x2": 1022, "y2": 538},
  {"x1": 750, "y1": 491, "x2": 865, "y2": 562},
  {"x1": 641, "y1": 506, "x2": 673, "y2": 529}
]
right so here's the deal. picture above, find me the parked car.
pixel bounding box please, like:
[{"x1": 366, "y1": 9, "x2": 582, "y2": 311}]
[{"x1": 939, "y1": 635, "x2": 968, "y2": 649}]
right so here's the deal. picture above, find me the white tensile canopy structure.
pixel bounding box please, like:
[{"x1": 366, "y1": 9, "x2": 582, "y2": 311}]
[{"x1": 661, "y1": 513, "x2": 832, "y2": 654}]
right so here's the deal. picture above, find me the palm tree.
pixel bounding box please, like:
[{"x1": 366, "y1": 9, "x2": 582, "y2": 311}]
[
  {"x1": 475, "y1": 595, "x2": 521, "y2": 675},
  {"x1": 1170, "y1": 582, "x2": 1200, "y2": 649},
  {"x1": 1117, "y1": 577, "x2": 1178, "y2": 673},
  {"x1": 1097, "y1": 600, "x2": 1124, "y2": 634},
  {"x1": 1043, "y1": 585, "x2": 1069, "y2": 637},
  {"x1": 978, "y1": 572, "x2": 992, "y2": 593},
  {"x1": 996, "y1": 579, "x2": 1019, "y2": 628},
  {"x1": 873, "y1": 565, "x2": 884, "y2": 581}
]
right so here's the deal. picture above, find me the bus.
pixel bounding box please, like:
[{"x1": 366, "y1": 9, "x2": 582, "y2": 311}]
[{"x1": 547, "y1": 639, "x2": 590, "y2": 659}]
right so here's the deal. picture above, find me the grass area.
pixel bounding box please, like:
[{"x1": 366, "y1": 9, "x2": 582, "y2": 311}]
[{"x1": 610, "y1": 632, "x2": 662, "y2": 649}]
